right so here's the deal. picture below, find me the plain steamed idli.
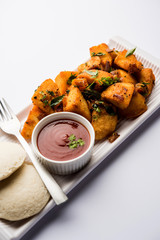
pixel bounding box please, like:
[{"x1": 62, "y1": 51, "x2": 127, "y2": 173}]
[
  {"x1": 0, "y1": 142, "x2": 26, "y2": 181},
  {"x1": 0, "y1": 163, "x2": 50, "y2": 221}
]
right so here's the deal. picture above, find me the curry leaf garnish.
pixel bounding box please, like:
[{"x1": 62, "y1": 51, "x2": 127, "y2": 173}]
[
  {"x1": 50, "y1": 95, "x2": 64, "y2": 107},
  {"x1": 92, "y1": 104, "x2": 101, "y2": 113},
  {"x1": 104, "y1": 105, "x2": 116, "y2": 116},
  {"x1": 86, "y1": 80, "x2": 96, "y2": 90},
  {"x1": 43, "y1": 100, "x2": 49, "y2": 106},
  {"x1": 84, "y1": 69, "x2": 98, "y2": 78},
  {"x1": 125, "y1": 47, "x2": 136, "y2": 57},
  {"x1": 91, "y1": 52, "x2": 106, "y2": 57},
  {"x1": 67, "y1": 73, "x2": 77, "y2": 85},
  {"x1": 40, "y1": 91, "x2": 48, "y2": 104},
  {"x1": 68, "y1": 134, "x2": 85, "y2": 149},
  {"x1": 98, "y1": 77, "x2": 119, "y2": 87},
  {"x1": 66, "y1": 89, "x2": 70, "y2": 94},
  {"x1": 82, "y1": 89, "x2": 101, "y2": 100},
  {"x1": 46, "y1": 90, "x2": 54, "y2": 96},
  {"x1": 41, "y1": 95, "x2": 47, "y2": 100},
  {"x1": 141, "y1": 82, "x2": 150, "y2": 87}
]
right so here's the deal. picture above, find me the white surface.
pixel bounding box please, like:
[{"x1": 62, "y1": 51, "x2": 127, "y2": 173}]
[{"x1": 0, "y1": 1, "x2": 160, "y2": 240}]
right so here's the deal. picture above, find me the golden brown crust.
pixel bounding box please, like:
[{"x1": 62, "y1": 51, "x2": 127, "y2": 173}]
[
  {"x1": 114, "y1": 49, "x2": 143, "y2": 74},
  {"x1": 55, "y1": 71, "x2": 78, "y2": 95},
  {"x1": 21, "y1": 43, "x2": 155, "y2": 142},
  {"x1": 90, "y1": 43, "x2": 113, "y2": 68},
  {"x1": 32, "y1": 79, "x2": 59, "y2": 114},
  {"x1": 78, "y1": 70, "x2": 113, "y2": 91},
  {"x1": 118, "y1": 92, "x2": 147, "y2": 118},
  {"x1": 78, "y1": 56, "x2": 101, "y2": 73},
  {"x1": 64, "y1": 86, "x2": 91, "y2": 121},
  {"x1": 101, "y1": 82, "x2": 135, "y2": 109},
  {"x1": 92, "y1": 108, "x2": 118, "y2": 140},
  {"x1": 136, "y1": 68, "x2": 155, "y2": 97},
  {"x1": 111, "y1": 69, "x2": 137, "y2": 85},
  {"x1": 21, "y1": 105, "x2": 46, "y2": 140}
]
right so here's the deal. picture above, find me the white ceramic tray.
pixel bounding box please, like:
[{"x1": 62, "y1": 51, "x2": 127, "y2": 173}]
[{"x1": 0, "y1": 36, "x2": 160, "y2": 240}]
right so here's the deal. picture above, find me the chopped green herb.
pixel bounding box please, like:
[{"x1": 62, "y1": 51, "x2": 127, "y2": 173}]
[
  {"x1": 46, "y1": 90, "x2": 54, "y2": 96},
  {"x1": 69, "y1": 142, "x2": 78, "y2": 149},
  {"x1": 50, "y1": 95, "x2": 64, "y2": 107},
  {"x1": 95, "y1": 100, "x2": 104, "y2": 104},
  {"x1": 98, "y1": 77, "x2": 119, "y2": 87},
  {"x1": 77, "y1": 138, "x2": 85, "y2": 146},
  {"x1": 125, "y1": 47, "x2": 136, "y2": 57},
  {"x1": 68, "y1": 134, "x2": 85, "y2": 149},
  {"x1": 141, "y1": 82, "x2": 150, "y2": 87},
  {"x1": 41, "y1": 95, "x2": 47, "y2": 101},
  {"x1": 92, "y1": 104, "x2": 101, "y2": 113},
  {"x1": 66, "y1": 89, "x2": 70, "y2": 94},
  {"x1": 67, "y1": 73, "x2": 77, "y2": 85},
  {"x1": 91, "y1": 52, "x2": 106, "y2": 57},
  {"x1": 82, "y1": 89, "x2": 101, "y2": 100},
  {"x1": 39, "y1": 91, "x2": 44, "y2": 95},
  {"x1": 86, "y1": 80, "x2": 96, "y2": 90},
  {"x1": 68, "y1": 134, "x2": 76, "y2": 141},
  {"x1": 104, "y1": 105, "x2": 116, "y2": 116},
  {"x1": 92, "y1": 115, "x2": 98, "y2": 121},
  {"x1": 84, "y1": 69, "x2": 98, "y2": 78},
  {"x1": 43, "y1": 100, "x2": 49, "y2": 106}
]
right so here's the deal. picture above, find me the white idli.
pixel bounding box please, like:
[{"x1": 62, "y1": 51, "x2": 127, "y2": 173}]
[
  {"x1": 0, "y1": 142, "x2": 26, "y2": 181},
  {"x1": 0, "y1": 163, "x2": 50, "y2": 221}
]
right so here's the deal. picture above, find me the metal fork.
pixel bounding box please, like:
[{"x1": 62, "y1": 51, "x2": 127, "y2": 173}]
[{"x1": 0, "y1": 98, "x2": 68, "y2": 205}]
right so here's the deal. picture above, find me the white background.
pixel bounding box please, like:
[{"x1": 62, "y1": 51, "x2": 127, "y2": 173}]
[{"x1": 0, "y1": 0, "x2": 160, "y2": 240}]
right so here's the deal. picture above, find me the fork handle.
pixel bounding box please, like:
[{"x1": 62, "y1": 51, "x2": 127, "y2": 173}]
[{"x1": 16, "y1": 132, "x2": 68, "y2": 205}]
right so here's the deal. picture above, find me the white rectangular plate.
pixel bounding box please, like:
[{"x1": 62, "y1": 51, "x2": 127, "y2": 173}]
[{"x1": 0, "y1": 36, "x2": 160, "y2": 240}]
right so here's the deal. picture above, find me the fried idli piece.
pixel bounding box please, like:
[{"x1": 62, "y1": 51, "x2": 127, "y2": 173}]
[
  {"x1": 72, "y1": 78, "x2": 88, "y2": 91},
  {"x1": 78, "y1": 56, "x2": 101, "y2": 73},
  {"x1": 92, "y1": 107, "x2": 118, "y2": 140},
  {"x1": 119, "y1": 92, "x2": 147, "y2": 118},
  {"x1": 78, "y1": 70, "x2": 114, "y2": 91},
  {"x1": 55, "y1": 71, "x2": 78, "y2": 95},
  {"x1": 114, "y1": 49, "x2": 143, "y2": 74},
  {"x1": 21, "y1": 105, "x2": 46, "y2": 140},
  {"x1": 32, "y1": 79, "x2": 60, "y2": 114},
  {"x1": 111, "y1": 69, "x2": 137, "y2": 85},
  {"x1": 135, "y1": 68, "x2": 155, "y2": 98},
  {"x1": 101, "y1": 82, "x2": 135, "y2": 109},
  {"x1": 90, "y1": 43, "x2": 113, "y2": 69},
  {"x1": 64, "y1": 86, "x2": 91, "y2": 121},
  {"x1": 109, "y1": 49, "x2": 118, "y2": 60}
]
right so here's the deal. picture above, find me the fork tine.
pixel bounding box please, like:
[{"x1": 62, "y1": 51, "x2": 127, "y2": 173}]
[
  {"x1": 0, "y1": 99, "x2": 10, "y2": 120},
  {"x1": 1, "y1": 98, "x2": 15, "y2": 119},
  {"x1": 0, "y1": 109, "x2": 3, "y2": 121}
]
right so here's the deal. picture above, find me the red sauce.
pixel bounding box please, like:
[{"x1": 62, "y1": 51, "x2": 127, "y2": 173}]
[{"x1": 37, "y1": 119, "x2": 90, "y2": 161}]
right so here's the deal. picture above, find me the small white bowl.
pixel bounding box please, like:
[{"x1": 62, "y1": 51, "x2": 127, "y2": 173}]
[{"x1": 32, "y1": 112, "x2": 95, "y2": 175}]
